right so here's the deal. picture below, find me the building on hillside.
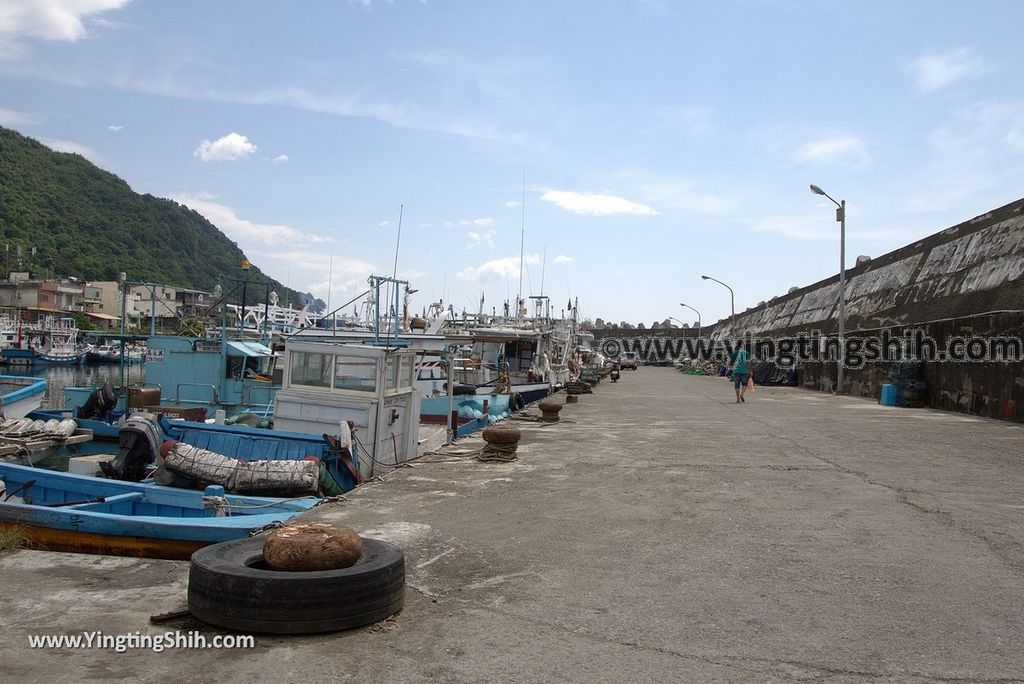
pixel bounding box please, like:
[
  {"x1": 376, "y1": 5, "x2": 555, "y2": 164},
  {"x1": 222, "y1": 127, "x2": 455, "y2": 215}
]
[
  {"x1": 0, "y1": 273, "x2": 92, "y2": 324},
  {"x1": 176, "y1": 287, "x2": 212, "y2": 320},
  {"x1": 81, "y1": 281, "x2": 121, "y2": 330}
]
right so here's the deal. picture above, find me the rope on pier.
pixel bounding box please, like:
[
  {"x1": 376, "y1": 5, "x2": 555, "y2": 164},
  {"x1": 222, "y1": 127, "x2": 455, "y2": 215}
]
[{"x1": 416, "y1": 441, "x2": 518, "y2": 463}]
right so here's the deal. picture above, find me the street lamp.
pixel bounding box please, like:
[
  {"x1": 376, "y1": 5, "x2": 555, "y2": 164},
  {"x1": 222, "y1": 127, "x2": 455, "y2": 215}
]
[
  {"x1": 810, "y1": 184, "x2": 846, "y2": 394},
  {"x1": 679, "y1": 303, "x2": 702, "y2": 337},
  {"x1": 240, "y1": 258, "x2": 251, "y2": 334},
  {"x1": 700, "y1": 275, "x2": 734, "y2": 326}
]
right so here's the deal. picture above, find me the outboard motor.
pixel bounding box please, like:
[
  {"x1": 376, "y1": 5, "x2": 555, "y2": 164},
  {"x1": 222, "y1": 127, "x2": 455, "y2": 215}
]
[
  {"x1": 99, "y1": 412, "x2": 163, "y2": 482},
  {"x1": 77, "y1": 381, "x2": 117, "y2": 420}
]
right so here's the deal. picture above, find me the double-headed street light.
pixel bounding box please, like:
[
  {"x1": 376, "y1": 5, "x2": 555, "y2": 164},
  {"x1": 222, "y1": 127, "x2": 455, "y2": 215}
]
[
  {"x1": 679, "y1": 303, "x2": 702, "y2": 337},
  {"x1": 810, "y1": 184, "x2": 846, "y2": 394},
  {"x1": 700, "y1": 275, "x2": 734, "y2": 326}
]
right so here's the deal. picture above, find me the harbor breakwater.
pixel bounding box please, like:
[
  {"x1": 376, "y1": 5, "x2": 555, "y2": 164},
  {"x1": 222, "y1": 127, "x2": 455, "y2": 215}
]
[{"x1": 594, "y1": 196, "x2": 1024, "y2": 422}]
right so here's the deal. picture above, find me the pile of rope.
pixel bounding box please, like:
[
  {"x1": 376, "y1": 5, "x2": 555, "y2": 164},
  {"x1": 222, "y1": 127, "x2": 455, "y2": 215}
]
[
  {"x1": 565, "y1": 380, "x2": 592, "y2": 395},
  {"x1": 417, "y1": 441, "x2": 519, "y2": 464},
  {"x1": 478, "y1": 442, "x2": 518, "y2": 462}
]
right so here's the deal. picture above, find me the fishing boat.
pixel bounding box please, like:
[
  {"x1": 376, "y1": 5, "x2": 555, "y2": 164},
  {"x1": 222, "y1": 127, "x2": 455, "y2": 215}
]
[
  {"x1": 0, "y1": 461, "x2": 317, "y2": 559},
  {"x1": 0, "y1": 374, "x2": 47, "y2": 419},
  {"x1": 1, "y1": 316, "x2": 87, "y2": 366},
  {"x1": 23, "y1": 409, "x2": 363, "y2": 494},
  {"x1": 58, "y1": 333, "x2": 280, "y2": 424}
]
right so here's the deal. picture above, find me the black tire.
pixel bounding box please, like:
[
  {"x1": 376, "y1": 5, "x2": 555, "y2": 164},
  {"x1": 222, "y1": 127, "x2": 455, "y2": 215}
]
[
  {"x1": 188, "y1": 536, "x2": 404, "y2": 634},
  {"x1": 510, "y1": 392, "x2": 525, "y2": 411}
]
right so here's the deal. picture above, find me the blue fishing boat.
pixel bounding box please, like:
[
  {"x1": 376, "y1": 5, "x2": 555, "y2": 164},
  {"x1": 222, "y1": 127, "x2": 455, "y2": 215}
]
[
  {"x1": 0, "y1": 461, "x2": 318, "y2": 559},
  {"x1": 0, "y1": 375, "x2": 48, "y2": 419},
  {"x1": 23, "y1": 410, "x2": 363, "y2": 494}
]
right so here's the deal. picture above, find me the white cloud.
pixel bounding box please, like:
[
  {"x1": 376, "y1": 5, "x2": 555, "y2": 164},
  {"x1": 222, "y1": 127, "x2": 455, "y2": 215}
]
[
  {"x1": 608, "y1": 171, "x2": 729, "y2": 216},
  {"x1": 251, "y1": 249, "x2": 376, "y2": 304},
  {"x1": 443, "y1": 217, "x2": 493, "y2": 229},
  {"x1": 896, "y1": 102, "x2": 1024, "y2": 214},
  {"x1": 272, "y1": 154, "x2": 288, "y2": 163},
  {"x1": 107, "y1": 124, "x2": 123, "y2": 131},
  {"x1": 0, "y1": 0, "x2": 130, "y2": 44},
  {"x1": 505, "y1": 201, "x2": 521, "y2": 208},
  {"x1": 457, "y1": 254, "x2": 541, "y2": 282},
  {"x1": 554, "y1": 255, "x2": 574, "y2": 264},
  {"x1": 752, "y1": 214, "x2": 835, "y2": 241},
  {"x1": 467, "y1": 230, "x2": 495, "y2": 249},
  {"x1": 193, "y1": 132, "x2": 257, "y2": 162},
  {"x1": 794, "y1": 135, "x2": 868, "y2": 166},
  {"x1": 170, "y1": 193, "x2": 332, "y2": 247},
  {"x1": 540, "y1": 190, "x2": 658, "y2": 216},
  {"x1": 40, "y1": 137, "x2": 101, "y2": 163},
  {"x1": 0, "y1": 106, "x2": 36, "y2": 126},
  {"x1": 908, "y1": 47, "x2": 984, "y2": 93}
]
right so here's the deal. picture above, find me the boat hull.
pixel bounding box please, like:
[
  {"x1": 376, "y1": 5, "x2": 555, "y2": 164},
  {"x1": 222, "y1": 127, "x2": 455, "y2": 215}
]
[
  {"x1": 0, "y1": 462, "x2": 317, "y2": 560},
  {"x1": 0, "y1": 521, "x2": 206, "y2": 560},
  {"x1": 0, "y1": 374, "x2": 48, "y2": 419},
  {"x1": 1, "y1": 348, "x2": 85, "y2": 366}
]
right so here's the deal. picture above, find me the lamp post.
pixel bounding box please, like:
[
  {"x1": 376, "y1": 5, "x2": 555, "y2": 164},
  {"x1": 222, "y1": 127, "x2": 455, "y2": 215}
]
[
  {"x1": 810, "y1": 184, "x2": 846, "y2": 394},
  {"x1": 240, "y1": 259, "x2": 251, "y2": 335},
  {"x1": 679, "y1": 303, "x2": 702, "y2": 337},
  {"x1": 119, "y1": 272, "x2": 128, "y2": 394},
  {"x1": 700, "y1": 275, "x2": 734, "y2": 326}
]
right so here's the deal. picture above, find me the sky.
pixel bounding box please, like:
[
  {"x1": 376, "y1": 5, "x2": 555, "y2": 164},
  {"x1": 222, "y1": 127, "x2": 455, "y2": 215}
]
[{"x1": 1, "y1": 0, "x2": 1023, "y2": 327}]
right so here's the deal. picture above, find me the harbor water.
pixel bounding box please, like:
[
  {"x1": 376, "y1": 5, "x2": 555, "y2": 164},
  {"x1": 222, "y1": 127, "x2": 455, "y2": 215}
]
[{"x1": 29, "y1": 363, "x2": 146, "y2": 410}]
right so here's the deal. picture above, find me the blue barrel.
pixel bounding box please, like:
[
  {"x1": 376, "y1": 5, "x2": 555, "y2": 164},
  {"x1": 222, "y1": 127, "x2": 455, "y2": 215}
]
[{"x1": 879, "y1": 384, "x2": 903, "y2": 406}]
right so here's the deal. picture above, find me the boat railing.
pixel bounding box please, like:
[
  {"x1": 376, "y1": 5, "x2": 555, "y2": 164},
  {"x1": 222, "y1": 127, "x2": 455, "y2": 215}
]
[{"x1": 174, "y1": 383, "x2": 220, "y2": 406}]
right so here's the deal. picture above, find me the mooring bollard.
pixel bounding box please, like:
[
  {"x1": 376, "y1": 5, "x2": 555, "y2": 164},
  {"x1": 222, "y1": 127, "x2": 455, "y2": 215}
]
[
  {"x1": 537, "y1": 398, "x2": 563, "y2": 422},
  {"x1": 482, "y1": 425, "x2": 521, "y2": 446},
  {"x1": 566, "y1": 394, "x2": 579, "y2": 403},
  {"x1": 481, "y1": 425, "x2": 521, "y2": 461}
]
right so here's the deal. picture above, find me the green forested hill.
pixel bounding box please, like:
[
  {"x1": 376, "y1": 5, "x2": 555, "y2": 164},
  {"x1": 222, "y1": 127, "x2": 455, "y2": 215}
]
[{"x1": 0, "y1": 126, "x2": 315, "y2": 309}]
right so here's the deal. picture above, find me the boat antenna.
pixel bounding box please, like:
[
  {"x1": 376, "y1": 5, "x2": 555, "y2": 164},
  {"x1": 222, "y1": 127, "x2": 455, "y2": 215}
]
[
  {"x1": 392, "y1": 204, "x2": 404, "y2": 282},
  {"x1": 390, "y1": 204, "x2": 404, "y2": 346},
  {"x1": 327, "y1": 255, "x2": 334, "y2": 331},
  {"x1": 540, "y1": 243, "x2": 547, "y2": 296},
  {"x1": 517, "y1": 170, "x2": 525, "y2": 318}
]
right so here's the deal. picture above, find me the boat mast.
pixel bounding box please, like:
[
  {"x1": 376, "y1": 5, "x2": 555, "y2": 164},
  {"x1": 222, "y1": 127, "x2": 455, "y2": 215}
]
[{"x1": 517, "y1": 170, "x2": 525, "y2": 319}]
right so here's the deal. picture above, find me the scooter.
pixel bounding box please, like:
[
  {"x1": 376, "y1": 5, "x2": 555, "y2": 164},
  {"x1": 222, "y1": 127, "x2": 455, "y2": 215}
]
[{"x1": 610, "y1": 364, "x2": 621, "y2": 382}]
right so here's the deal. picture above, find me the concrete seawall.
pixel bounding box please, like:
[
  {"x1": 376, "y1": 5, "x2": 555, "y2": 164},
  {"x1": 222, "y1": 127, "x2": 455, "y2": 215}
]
[{"x1": 594, "y1": 197, "x2": 1024, "y2": 422}]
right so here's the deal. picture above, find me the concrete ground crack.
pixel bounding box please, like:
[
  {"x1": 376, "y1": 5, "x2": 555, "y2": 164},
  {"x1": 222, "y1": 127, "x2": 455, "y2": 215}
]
[
  {"x1": 481, "y1": 604, "x2": 1023, "y2": 682},
  {"x1": 732, "y1": 397, "x2": 1024, "y2": 574}
]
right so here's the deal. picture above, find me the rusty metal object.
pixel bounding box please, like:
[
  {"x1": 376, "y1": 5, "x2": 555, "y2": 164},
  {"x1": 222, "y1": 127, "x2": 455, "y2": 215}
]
[
  {"x1": 263, "y1": 523, "x2": 363, "y2": 571},
  {"x1": 482, "y1": 425, "x2": 522, "y2": 445},
  {"x1": 565, "y1": 395, "x2": 579, "y2": 404},
  {"x1": 537, "y1": 398, "x2": 563, "y2": 422}
]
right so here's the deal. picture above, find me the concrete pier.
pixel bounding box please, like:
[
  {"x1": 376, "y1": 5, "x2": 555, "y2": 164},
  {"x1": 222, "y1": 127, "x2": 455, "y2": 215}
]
[{"x1": 3, "y1": 368, "x2": 1024, "y2": 682}]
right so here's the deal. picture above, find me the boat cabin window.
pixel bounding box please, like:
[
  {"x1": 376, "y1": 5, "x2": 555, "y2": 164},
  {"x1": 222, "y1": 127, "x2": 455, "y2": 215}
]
[
  {"x1": 333, "y1": 356, "x2": 377, "y2": 392},
  {"x1": 290, "y1": 351, "x2": 333, "y2": 388},
  {"x1": 228, "y1": 356, "x2": 262, "y2": 380},
  {"x1": 381, "y1": 354, "x2": 416, "y2": 394},
  {"x1": 400, "y1": 355, "x2": 415, "y2": 389},
  {"x1": 385, "y1": 356, "x2": 403, "y2": 392}
]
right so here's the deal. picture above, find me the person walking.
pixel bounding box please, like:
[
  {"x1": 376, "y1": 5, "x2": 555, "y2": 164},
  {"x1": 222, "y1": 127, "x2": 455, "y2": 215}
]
[{"x1": 730, "y1": 341, "x2": 752, "y2": 404}]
